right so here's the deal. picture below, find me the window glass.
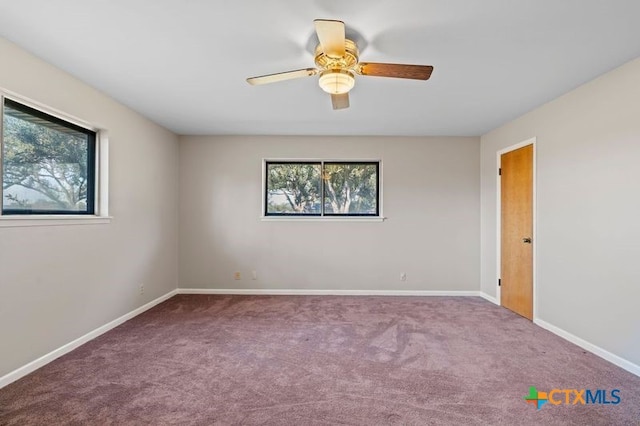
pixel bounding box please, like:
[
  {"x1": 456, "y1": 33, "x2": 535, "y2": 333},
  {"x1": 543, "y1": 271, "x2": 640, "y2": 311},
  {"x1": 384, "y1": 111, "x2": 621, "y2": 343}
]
[
  {"x1": 323, "y1": 162, "x2": 378, "y2": 215},
  {"x1": 266, "y1": 162, "x2": 321, "y2": 215},
  {"x1": 2, "y1": 98, "x2": 96, "y2": 214}
]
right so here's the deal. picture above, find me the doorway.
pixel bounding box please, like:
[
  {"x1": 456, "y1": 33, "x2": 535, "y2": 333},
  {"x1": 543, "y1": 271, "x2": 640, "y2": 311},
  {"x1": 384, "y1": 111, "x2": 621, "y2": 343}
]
[{"x1": 497, "y1": 139, "x2": 535, "y2": 320}]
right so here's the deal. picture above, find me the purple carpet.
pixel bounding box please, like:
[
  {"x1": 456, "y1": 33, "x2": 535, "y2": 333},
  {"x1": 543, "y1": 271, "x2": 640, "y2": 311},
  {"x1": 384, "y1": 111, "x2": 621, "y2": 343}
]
[{"x1": 1, "y1": 295, "x2": 638, "y2": 425}]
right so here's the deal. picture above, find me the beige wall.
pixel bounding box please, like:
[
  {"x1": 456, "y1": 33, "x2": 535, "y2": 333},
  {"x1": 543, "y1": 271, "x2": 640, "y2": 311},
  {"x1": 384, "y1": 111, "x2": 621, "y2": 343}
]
[
  {"x1": 0, "y1": 39, "x2": 179, "y2": 377},
  {"x1": 481, "y1": 58, "x2": 640, "y2": 366},
  {"x1": 179, "y1": 135, "x2": 480, "y2": 292}
]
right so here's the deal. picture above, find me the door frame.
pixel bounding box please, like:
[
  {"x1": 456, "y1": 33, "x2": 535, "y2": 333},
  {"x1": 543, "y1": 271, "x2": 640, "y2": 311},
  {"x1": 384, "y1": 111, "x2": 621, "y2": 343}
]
[{"x1": 496, "y1": 137, "x2": 537, "y2": 320}]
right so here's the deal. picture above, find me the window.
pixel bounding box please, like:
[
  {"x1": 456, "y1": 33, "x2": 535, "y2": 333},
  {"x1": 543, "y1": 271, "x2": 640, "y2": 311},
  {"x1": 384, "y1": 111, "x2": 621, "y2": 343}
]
[
  {"x1": 1, "y1": 97, "x2": 96, "y2": 215},
  {"x1": 265, "y1": 161, "x2": 380, "y2": 217}
]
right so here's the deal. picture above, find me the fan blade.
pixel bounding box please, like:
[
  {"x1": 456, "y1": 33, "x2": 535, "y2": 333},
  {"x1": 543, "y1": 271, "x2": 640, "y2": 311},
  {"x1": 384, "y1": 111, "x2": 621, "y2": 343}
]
[
  {"x1": 331, "y1": 93, "x2": 349, "y2": 110},
  {"x1": 357, "y1": 63, "x2": 433, "y2": 80},
  {"x1": 246, "y1": 68, "x2": 318, "y2": 85},
  {"x1": 314, "y1": 19, "x2": 345, "y2": 58}
]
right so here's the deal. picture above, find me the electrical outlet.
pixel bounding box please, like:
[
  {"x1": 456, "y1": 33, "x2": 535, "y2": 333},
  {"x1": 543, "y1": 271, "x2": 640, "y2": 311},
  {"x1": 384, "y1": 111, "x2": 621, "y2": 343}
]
[
  {"x1": 139, "y1": 283, "x2": 144, "y2": 294},
  {"x1": 252, "y1": 270, "x2": 257, "y2": 280},
  {"x1": 234, "y1": 272, "x2": 241, "y2": 280},
  {"x1": 400, "y1": 273, "x2": 407, "y2": 282}
]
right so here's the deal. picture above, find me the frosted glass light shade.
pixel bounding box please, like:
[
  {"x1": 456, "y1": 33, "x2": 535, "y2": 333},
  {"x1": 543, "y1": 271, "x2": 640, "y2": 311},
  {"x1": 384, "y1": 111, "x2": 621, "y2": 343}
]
[{"x1": 319, "y1": 70, "x2": 355, "y2": 94}]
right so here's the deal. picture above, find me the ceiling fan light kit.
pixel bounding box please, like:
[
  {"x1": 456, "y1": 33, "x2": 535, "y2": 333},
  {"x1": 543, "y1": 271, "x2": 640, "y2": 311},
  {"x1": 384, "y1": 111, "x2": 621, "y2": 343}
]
[
  {"x1": 247, "y1": 19, "x2": 434, "y2": 110},
  {"x1": 318, "y1": 69, "x2": 355, "y2": 94}
]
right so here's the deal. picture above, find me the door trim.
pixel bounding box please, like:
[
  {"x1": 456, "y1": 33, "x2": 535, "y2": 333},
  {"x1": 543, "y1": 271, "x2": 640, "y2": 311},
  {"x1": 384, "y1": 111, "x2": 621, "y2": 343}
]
[{"x1": 496, "y1": 137, "x2": 537, "y2": 320}]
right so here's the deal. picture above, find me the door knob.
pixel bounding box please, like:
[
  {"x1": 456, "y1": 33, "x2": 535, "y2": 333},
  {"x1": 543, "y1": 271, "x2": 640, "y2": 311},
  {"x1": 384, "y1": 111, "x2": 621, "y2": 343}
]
[{"x1": 522, "y1": 237, "x2": 532, "y2": 244}]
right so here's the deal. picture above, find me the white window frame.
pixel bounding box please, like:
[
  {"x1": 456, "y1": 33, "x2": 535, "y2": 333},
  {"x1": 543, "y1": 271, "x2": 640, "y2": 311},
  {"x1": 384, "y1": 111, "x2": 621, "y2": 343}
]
[
  {"x1": 261, "y1": 158, "x2": 385, "y2": 222},
  {"x1": 0, "y1": 88, "x2": 111, "y2": 227}
]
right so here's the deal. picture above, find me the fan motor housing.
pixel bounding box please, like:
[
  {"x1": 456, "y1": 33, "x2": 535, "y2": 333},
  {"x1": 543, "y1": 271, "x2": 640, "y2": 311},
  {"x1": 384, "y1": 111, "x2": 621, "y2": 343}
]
[{"x1": 314, "y1": 39, "x2": 359, "y2": 70}]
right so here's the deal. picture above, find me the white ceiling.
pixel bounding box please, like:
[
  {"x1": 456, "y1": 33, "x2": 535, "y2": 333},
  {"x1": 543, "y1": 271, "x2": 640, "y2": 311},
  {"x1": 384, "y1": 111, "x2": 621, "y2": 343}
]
[{"x1": 1, "y1": 0, "x2": 640, "y2": 136}]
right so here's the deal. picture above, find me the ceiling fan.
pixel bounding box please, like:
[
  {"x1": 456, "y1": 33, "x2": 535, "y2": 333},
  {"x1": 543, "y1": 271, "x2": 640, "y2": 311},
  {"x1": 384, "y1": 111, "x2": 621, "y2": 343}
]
[{"x1": 246, "y1": 19, "x2": 434, "y2": 110}]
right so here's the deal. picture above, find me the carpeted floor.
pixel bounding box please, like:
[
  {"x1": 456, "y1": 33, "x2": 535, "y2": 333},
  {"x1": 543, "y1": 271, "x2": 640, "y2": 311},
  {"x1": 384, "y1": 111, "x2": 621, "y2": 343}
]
[{"x1": 0, "y1": 295, "x2": 638, "y2": 425}]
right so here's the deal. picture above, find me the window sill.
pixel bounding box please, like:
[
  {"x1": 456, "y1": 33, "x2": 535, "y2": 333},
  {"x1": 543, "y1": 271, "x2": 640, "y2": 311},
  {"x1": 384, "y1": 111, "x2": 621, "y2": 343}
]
[
  {"x1": 0, "y1": 215, "x2": 112, "y2": 228},
  {"x1": 260, "y1": 216, "x2": 386, "y2": 222}
]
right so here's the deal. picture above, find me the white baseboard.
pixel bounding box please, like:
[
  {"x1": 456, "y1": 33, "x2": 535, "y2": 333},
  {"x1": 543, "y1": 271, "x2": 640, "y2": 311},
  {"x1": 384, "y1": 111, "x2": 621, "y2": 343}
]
[
  {"x1": 480, "y1": 292, "x2": 499, "y2": 305},
  {"x1": 0, "y1": 289, "x2": 178, "y2": 389},
  {"x1": 534, "y1": 318, "x2": 640, "y2": 377},
  {"x1": 177, "y1": 288, "x2": 482, "y2": 297}
]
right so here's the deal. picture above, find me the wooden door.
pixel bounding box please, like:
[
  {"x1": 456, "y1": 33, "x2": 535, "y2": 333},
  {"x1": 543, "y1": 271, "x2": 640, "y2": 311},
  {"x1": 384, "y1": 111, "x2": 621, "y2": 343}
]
[{"x1": 501, "y1": 144, "x2": 533, "y2": 319}]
